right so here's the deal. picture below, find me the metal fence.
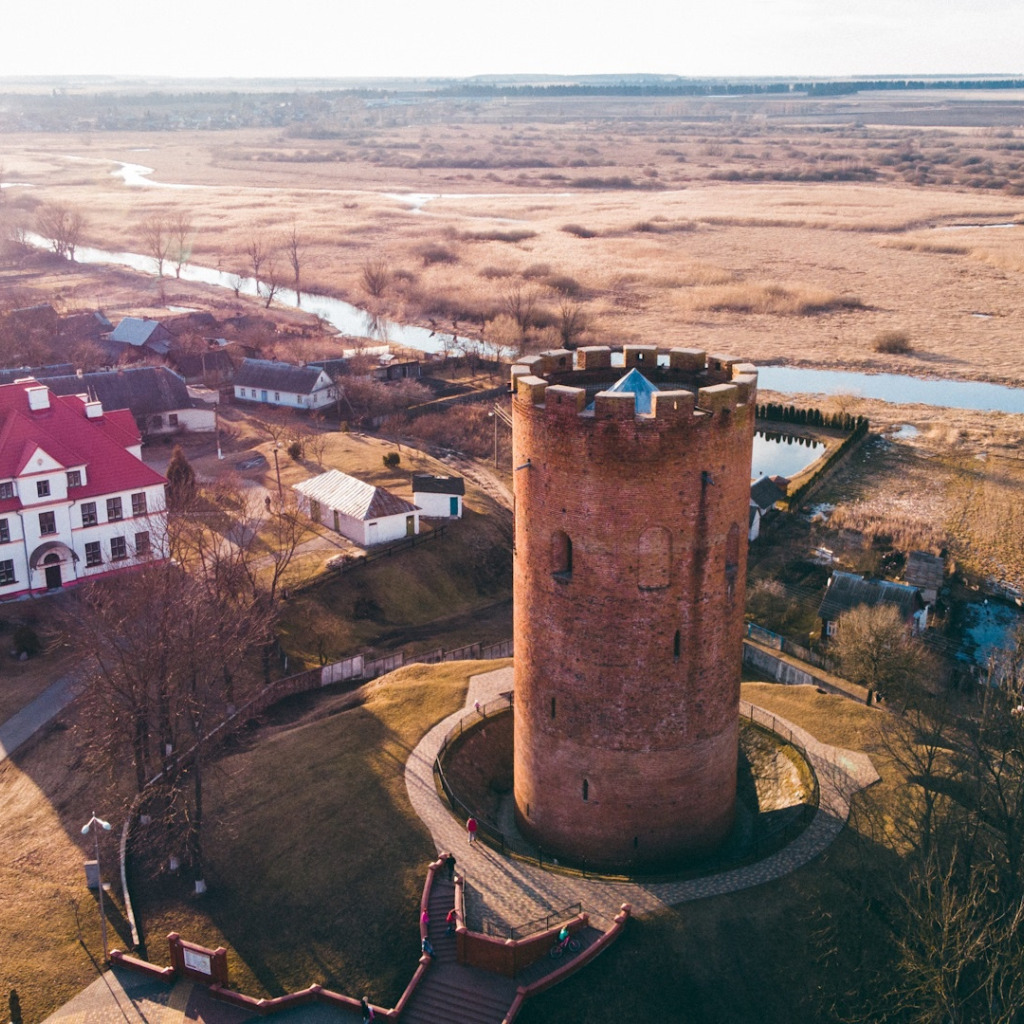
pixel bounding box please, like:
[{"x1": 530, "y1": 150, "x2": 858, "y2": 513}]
[
  {"x1": 435, "y1": 697, "x2": 823, "y2": 880},
  {"x1": 481, "y1": 901, "x2": 583, "y2": 940}
]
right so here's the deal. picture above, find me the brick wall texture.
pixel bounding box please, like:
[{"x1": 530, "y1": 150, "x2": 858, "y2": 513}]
[{"x1": 512, "y1": 352, "x2": 755, "y2": 869}]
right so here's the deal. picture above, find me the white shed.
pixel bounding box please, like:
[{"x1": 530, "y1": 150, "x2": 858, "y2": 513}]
[
  {"x1": 412, "y1": 474, "x2": 465, "y2": 518},
  {"x1": 294, "y1": 469, "x2": 420, "y2": 547}
]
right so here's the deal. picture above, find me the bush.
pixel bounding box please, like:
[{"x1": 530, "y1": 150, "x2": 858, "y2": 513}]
[
  {"x1": 12, "y1": 625, "x2": 41, "y2": 658},
  {"x1": 873, "y1": 330, "x2": 912, "y2": 354},
  {"x1": 418, "y1": 244, "x2": 458, "y2": 266},
  {"x1": 561, "y1": 223, "x2": 596, "y2": 238},
  {"x1": 287, "y1": 440, "x2": 303, "y2": 460},
  {"x1": 383, "y1": 451, "x2": 401, "y2": 469}
]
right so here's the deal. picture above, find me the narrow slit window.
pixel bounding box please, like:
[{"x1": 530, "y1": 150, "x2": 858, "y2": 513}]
[
  {"x1": 673, "y1": 630, "x2": 681, "y2": 661},
  {"x1": 582, "y1": 779, "x2": 589, "y2": 802},
  {"x1": 551, "y1": 697, "x2": 556, "y2": 719}
]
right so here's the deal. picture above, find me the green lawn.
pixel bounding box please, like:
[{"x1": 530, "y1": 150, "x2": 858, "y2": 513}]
[{"x1": 133, "y1": 660, "x2": 510, "y2": 1005}]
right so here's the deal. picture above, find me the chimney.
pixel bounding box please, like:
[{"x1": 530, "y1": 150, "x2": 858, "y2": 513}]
[
  {"x1": 26, "y1": 386, "x2": 50, "y2": 411},
  {"x1": 85, "y1": 400, "x2": 103, "y2": 419}
]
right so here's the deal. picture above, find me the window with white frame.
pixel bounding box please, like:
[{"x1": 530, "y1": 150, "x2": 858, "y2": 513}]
[
  {"x1": 106, "y1": 497, "x2": 123, "y2": 521},
  {"x1": 81, "y1": 502, "x2": 97, "y2": 526},
  {"x1": 39, "y1": 511, "x2": 56, "y2": 535},
  {"x1": 0, "y1": 482, "x2": 13, "y2": 500},
  {"x1": 131, "y1": 492, "x2": 147, "y2": 516},
  {"x1": 67, "y1": 470, "x2": 83, "y2": 488},
  {"x1": 85, "y1": 541, "x2": 102, "y2": 567},
  {"x1": 134, "y1": 531, "x2": 150, "y2": 556},
  {"x1": 36, "y1": 479, "x2": 50, "y2": 498},
  {"x1": 0, "y1": 519, "x2": 8, "y2": 544},
  {"x1": 0, "y1": 559, "x2": 15, "y2": 585},
  {"x1": 110, "y1": 536, "x2": 127, "y2": 560}
]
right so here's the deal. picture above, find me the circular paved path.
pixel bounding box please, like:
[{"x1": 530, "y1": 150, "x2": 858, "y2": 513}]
[{"x1": 405, "y1": 667, "x2": 880, "y2": 930}]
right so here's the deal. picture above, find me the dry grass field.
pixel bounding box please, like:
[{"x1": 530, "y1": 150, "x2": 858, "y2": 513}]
[{"x1": 3, "y1": 91, "x2": 1024, "y2": 384}]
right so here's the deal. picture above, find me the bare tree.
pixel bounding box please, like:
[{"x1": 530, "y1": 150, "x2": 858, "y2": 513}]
[
  {"x1": 557, "y1": 295, "x2": 587, "y2": 349},
  {"x1": 832, "y1": 602, "x2": 926, "y2": 705},
  {"x1": 361, "y1": 254, "x2": 391, "y2": 299},
  {"x1": 245, "y1": 236, "x2": 268, "y2": 299},
  {"x1": 285, "y1": 223, "x2": 304, "y2": 306},
  {"x1": 171, "y1": 212, "x2": 193, "y2": 278},
  {"x1": 502, "y1": 282, "x2": 538, "y2": 346},
  {"x1": 36, "y1": 202, "x2": 87, "y2": 261},
  {"x1": 139, "y1": 215, "x2": 170, "y2": 277},
  {"x1": 262, "y1": 250, "x2": 281, "y2": 308}
]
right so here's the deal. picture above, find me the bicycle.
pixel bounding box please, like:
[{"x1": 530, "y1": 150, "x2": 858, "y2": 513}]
[{"x1": 548, "y1": 931, "x2": 582, "y2": 959}]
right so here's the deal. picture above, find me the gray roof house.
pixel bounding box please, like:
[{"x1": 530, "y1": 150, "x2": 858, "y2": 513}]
[
  {"x1": 43, "y1": 366, "x2": 215, "y2": 436},
  {"x1": 233, "y1": 359, "x2": 338, "y2": 411},
  {"x1": 294, "y1": 469, "x2": 420, "y2": 547},
  {"x1": 108, "y1": 317, "x2": 174, "y2": 357},
  {"x1": 412, "y1": 474, "x2": 465, "y2": 518},
  {"x1": 818, "y1": 570, "x2": 926, "y2": 639}
]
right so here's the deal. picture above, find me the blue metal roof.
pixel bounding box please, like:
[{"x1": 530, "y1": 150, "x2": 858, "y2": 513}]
[{"x1": 600, "y1": 368, "x2": 660, "y2": 414}]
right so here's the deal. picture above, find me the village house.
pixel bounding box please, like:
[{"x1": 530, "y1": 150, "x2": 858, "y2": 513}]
[
  {"x1": 818, "y1": 570, "x2": 927, "y2": 641},
  {"x1": 233, "y1": 358, "x2": 338, "y2": 411},
  {"x1": 412, "y1": 474, "x2": 464, "y2": 518},
  {"x1": 106, "y1": 317, "x2": 175, "y2": 361},
  {"x1": 904, "y1": 550, "x2": 945, "y2": 604},
  {"x1": 0, "y1": 378, "x2": 168, "y2": 599},
  {"x1": 293, "y1": 469, "x2": 420, "y2": 547},
  {"x1": 42, "y1": 366, "x2": 216, "y2": 436}
]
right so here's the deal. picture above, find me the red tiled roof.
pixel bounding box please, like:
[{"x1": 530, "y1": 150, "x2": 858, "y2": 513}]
[{"x1": 0, "y1": 380, "x2": 165, "y2": 507}]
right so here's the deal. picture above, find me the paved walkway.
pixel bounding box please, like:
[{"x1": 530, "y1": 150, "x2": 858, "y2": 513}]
[
  {"x1": 405, "y1": 667, "x2": 880, "y2": 930},
  {"x1": 0, "y1": 670, "x2": 82, "y2": 762}
]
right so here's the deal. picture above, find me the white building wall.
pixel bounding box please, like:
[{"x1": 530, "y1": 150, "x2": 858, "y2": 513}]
[{"x1": 413, "y1": 492, "x2": 462, "y2": 518}]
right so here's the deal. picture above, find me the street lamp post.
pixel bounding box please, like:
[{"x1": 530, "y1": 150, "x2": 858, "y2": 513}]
[
  {"x1": 81, "y1": 813, "x2": 112, "y2": 963},
  {"x1": 272, "y1": 444, "x2": 283, "y2": 505}
]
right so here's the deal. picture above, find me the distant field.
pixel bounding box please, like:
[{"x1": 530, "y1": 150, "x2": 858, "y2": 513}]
[{"x1": 3, "y1": 90, "x2": 1024, "y2": 386}]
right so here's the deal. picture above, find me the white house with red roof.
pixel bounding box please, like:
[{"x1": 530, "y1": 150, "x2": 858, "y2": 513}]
[{"x1": 0, "y1": 378, "x2": 168, "y2": 599}]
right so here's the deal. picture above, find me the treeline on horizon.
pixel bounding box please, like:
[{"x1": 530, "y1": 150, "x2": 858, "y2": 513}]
[{"x1": 444, "y1": 78, "x2": 1024, "y2": 99}]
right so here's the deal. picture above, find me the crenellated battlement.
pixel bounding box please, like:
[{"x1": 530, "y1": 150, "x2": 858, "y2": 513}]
[{"x1": 510, "y1": 346, "x2": 757, "y2": 428}]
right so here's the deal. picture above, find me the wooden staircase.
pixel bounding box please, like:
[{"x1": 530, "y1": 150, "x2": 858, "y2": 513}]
[{"x1": 399, "y1": 877, "x2": 517, "y2": 1024}]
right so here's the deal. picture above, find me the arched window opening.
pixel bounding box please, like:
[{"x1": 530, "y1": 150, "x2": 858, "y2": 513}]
[{"x1": 552, "y1": 530, "x2": 573, "y2": 578}]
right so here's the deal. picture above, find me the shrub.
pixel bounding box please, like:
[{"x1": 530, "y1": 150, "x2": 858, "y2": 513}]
[
  {"x1": 418, "y1": 244, "x2": 458, "y2": 266},
  {"x1": 873, "y1": 330, "x2": 912, "y2": 354},
  {"x1": 383, "y1": 451, "x2": 401, "y2": 469},
  {"x1": 561, "y1": 224, "x2": 596, "y2": 238},
  {"x1": 12, "y1": 624, "x2": 40, "y2": 658},
  {"x1": 287, "y1": 440, "x2": 303, "y2": 460}
]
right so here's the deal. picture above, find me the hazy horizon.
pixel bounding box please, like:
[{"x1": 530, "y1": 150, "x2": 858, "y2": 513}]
[{"x1": 6, "y1": 0, "x2": 1022, "y2": 82}]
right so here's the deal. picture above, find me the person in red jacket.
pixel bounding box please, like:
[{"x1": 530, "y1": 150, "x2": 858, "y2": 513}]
[{"x1": 466, "y1": 816, "x2": 478, "y2": 844}]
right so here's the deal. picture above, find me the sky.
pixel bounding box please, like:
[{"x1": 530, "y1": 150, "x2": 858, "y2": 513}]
[{"x1": 4, "y1": 0, "x2": 1023, "y2": 81}]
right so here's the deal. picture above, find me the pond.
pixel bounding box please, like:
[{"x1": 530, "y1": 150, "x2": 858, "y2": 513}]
[
  {"x1": 757, "y1": 365, "x2": 1024, "y2": 414},
  {"x1": 751, "y1": 431, "x2": 825, "y2": 482},
  {"x1": 957, "y1": 599, "x2": 1024, "y2": 668}
]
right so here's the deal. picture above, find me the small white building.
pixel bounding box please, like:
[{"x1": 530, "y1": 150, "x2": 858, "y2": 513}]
[
  {"x1": 412, "y1": 474, "x2": 464, "y2": 519},
  {"x1": 294, "y1": 469, "x2": 420, "y2": 547},
  {"x1": 233, "y1": 359, "x2": 337, "y2": 411}
]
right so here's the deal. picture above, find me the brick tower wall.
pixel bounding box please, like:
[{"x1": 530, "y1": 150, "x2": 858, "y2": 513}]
[{"x1": 511, "y1": 347, "x2": 757, "y2": 870}]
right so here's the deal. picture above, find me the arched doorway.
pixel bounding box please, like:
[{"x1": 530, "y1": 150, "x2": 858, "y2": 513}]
[{"x1": 42, "y1": 552, "x2": 62, "y2": 590}]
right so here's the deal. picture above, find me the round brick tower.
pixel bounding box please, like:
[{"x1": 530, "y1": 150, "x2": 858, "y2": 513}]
[{"x1": 511, "y1": 345, "x2": 757, "y2": 870}]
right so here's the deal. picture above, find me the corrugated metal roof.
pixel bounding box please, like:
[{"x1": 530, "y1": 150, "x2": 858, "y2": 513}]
[
  {"x1": 818, "y1": 570, "x2": 922, "y2": 622},
  {"x1": 294, "y1": 469, "x2": 418, "y2": 521},
  {"x1": 109, "y1": 317, "x2": 167, "y2": 347}
]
